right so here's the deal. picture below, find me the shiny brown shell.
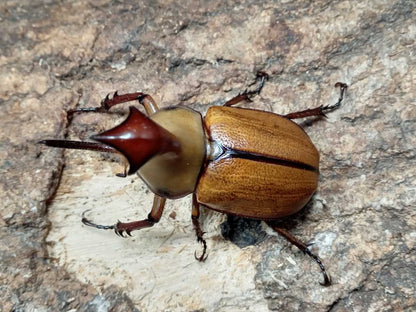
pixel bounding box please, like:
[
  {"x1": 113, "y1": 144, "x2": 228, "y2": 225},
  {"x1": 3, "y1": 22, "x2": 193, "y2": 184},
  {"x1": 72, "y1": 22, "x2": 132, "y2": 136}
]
[{"x1": 196, "y1": 106, "x2": 319, "y2": 219}]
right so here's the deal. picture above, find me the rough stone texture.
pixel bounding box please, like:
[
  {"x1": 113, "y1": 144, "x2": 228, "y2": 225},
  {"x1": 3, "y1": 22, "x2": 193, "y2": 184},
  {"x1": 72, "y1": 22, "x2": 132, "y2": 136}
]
[{"x1": 1, "y1": 0, "x2": 415, "y2": 311}]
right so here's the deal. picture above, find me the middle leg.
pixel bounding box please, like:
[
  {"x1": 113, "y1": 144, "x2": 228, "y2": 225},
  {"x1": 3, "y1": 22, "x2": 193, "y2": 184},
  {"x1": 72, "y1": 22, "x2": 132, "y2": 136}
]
[
  {"x1": 192, "y1": 194, "x2": 208, "y2": 262},
  {"x1": 223, "y1": 72, "x2": 269, "y2": 107}
]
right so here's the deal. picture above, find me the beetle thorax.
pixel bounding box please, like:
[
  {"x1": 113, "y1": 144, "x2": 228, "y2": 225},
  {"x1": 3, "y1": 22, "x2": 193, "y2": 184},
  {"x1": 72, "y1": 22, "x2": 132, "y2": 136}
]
[{"x1": 138, "y1": 107, "x2": 206, "y2": 199}]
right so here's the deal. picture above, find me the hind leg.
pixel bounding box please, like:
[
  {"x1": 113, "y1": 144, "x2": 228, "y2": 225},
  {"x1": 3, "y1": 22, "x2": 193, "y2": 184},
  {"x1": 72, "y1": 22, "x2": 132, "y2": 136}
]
[
  {"x1": 266, "y1": 222, "x2": 331, "y2": 286},
  {"x1": 284, "y1": 82, "x2": 347, "y2": 120}
]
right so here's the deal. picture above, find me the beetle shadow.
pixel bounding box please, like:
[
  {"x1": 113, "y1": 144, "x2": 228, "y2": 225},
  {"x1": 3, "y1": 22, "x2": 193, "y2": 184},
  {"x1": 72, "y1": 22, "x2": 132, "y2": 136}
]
[
  {"x1": 220, "y1": 197, "x2": 316, "y2": 249},
  {"x1": 220, "y1": 215, "x2": 268, "y2": 248},
  {"x1": 294, "y1": 116, "x2": 326, "y2": 129}
]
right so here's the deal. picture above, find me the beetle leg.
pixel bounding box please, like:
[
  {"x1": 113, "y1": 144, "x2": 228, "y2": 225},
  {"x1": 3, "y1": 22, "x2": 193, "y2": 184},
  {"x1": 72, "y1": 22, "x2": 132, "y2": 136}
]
[
  {"x1": 192, "y1": 194, "x2": 208, "y2": 262},
  {"x1": 81, "y1": 195, "x2": 166, "y2": 237},
  {"x1": 266, "y1": 222, "x2": 331, "y2": 286},
  {"x1": 284, "y1": 82, "x2": 348, "y2": 120},
  {"x1": 223, "y1": 72, "x2": 269, "y2": 107},
  {"x1": 115, "y1": 158, "x2": 129, "y2": 177},
  {"x1": 69, "y1": 92, "x2": 159, "y2": 116}
]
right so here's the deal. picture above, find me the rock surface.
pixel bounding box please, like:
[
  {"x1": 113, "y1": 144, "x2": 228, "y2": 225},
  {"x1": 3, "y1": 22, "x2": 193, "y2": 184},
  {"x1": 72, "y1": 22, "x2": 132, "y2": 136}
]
[{"x1": 1, "y1": 0, "x2": 415, "y2": 311}]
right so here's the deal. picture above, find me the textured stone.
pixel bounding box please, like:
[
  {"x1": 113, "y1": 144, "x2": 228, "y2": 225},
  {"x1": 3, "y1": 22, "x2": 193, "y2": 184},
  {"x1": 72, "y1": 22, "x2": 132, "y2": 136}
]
[{"x1": 1, "y1": 0, "x2": 415, "y2": 311}]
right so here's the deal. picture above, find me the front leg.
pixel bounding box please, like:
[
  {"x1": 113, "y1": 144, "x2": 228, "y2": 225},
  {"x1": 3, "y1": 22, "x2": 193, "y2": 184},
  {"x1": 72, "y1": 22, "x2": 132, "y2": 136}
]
[
  {"x1": 69, "y1": 92, "x2": 159, "y2": 116},
  {"x1": 82, "y1": 195, "x2": 166, "y2": 237}
]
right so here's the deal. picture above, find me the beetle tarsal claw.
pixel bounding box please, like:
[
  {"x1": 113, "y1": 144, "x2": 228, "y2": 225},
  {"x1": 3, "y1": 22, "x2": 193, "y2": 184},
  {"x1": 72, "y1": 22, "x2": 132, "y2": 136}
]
[
  {"x1": 101, "y1": 92, "x2": 117, "y2": 109},
  {"x1": 103, "y1": 93, "x2": 110, "y2": 102},
  {"x1": 81, "y1": 209, "x2": 91, "y2": 219},
  {"x1": 194, "y1": 235, "x2": 208, "y2": 262},
  {"x1": 256, "y1": 71, "x2": 269, "y2": 80},
  {"x1": 334, "y1": 82, "x2": 348, "y2": 89},
  {"x1": 303, "y1": 247, "x2": 332, "y2": 286},
  {"x1": 194, "y1": 250, "x2": 208, "y2": 262},
  {"x1": 81, "y1": 210, "x2": 116, "y2": 231},
  {"x1": 320, "y1": 275, "x2": 332, "y2": 287}
]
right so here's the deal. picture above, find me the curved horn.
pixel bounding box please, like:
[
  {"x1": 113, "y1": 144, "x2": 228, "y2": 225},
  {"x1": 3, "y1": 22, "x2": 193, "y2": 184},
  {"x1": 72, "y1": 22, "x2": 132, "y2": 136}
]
[{"x1": 91, "y1": 106, "x2": 181, "y2": 174}]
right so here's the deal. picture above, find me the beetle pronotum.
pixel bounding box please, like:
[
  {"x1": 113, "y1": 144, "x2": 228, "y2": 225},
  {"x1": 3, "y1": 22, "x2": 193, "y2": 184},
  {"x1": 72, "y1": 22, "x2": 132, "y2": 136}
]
[{"x1": 40, "y1": 73, "x2": 347, "y2": 286}]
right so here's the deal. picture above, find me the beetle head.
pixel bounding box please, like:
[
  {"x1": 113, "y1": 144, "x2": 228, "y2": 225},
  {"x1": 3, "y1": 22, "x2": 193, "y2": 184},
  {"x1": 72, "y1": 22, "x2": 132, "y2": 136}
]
[{"x1": 40, "y1": 106, "x2": 181, "y2": 175}]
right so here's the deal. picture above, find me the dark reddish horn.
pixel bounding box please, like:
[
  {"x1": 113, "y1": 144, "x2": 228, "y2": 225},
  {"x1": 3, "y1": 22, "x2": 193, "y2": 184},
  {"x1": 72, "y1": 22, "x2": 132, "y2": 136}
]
[{"x1": 91, "y1": 106, "x2": 181, "y2": 174}]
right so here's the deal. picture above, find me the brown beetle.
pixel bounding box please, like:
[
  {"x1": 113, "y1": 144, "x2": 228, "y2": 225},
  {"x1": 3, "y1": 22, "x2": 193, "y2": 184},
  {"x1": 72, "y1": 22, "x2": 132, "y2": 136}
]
[{"x1": 40, "y1": 74, "x2": 347, "y2": 286}]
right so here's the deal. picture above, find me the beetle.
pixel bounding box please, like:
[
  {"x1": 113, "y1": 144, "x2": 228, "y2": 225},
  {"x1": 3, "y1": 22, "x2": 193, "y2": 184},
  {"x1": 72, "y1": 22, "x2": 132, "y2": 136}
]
[{"x1": 40, "y1": 73, "x2": 347, "y2": 286}]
